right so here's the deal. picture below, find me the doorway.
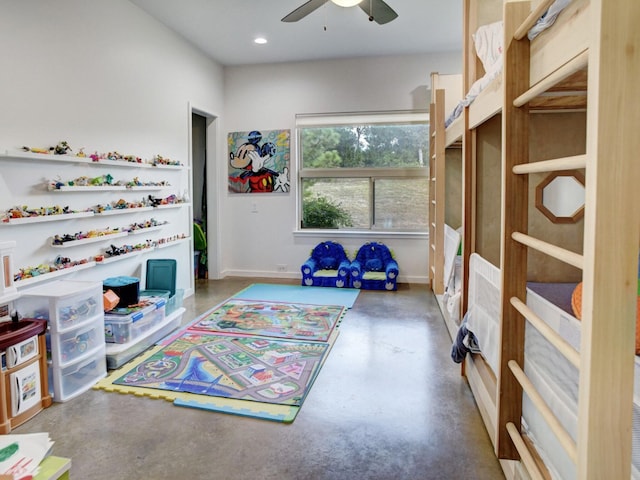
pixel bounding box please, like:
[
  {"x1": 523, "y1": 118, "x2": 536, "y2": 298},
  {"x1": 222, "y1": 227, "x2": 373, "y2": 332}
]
[{"x1": 191, "y1": 111, "x2": 215, "y2": 279}]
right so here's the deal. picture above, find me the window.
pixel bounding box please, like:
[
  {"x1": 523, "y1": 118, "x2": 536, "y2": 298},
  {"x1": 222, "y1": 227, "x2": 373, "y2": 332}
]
[{"x1": 297, "y1": 112, "x2": 429, "y2": 232}]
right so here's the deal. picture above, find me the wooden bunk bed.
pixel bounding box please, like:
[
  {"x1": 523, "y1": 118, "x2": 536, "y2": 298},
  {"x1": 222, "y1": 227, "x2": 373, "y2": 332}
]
[
  {"x1": 429, "y1": 72, "x2": 464, "y2": 339},
  {"x1": 432, "y1": 0, "x2": 640, "y2": 478}
]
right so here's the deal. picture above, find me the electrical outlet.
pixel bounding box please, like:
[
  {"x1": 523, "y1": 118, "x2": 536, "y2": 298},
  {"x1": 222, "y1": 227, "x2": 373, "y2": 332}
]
[{"x1": 277, "y1": 264, "x2": 287, "y2": 272}]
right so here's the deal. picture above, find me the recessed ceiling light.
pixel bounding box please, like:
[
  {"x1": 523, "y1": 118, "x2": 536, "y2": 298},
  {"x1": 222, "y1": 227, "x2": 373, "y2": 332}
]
[{"x1": 254, "y1": 37, "x2": 267, "y2": 45}]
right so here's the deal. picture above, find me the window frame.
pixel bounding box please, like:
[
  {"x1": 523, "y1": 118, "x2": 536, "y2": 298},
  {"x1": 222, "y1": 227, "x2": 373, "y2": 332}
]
[{"x1": 295, "y1": 111, "x2": 430, "y2": 236}]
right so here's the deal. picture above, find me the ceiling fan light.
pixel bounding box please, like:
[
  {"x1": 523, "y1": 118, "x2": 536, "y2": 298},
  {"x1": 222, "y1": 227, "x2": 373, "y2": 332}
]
[{"x1": 331, "y1": 0, "x2": 363, "y2": 7}]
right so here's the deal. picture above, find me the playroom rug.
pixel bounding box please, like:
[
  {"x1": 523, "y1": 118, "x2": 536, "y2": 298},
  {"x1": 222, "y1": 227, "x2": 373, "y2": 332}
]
[
  {"x1": 95, "y1": 284, "x2": 351, "y2": 422},
  {"x1": 235, "y1": 283, "x2": 360, "y2": 308},
  {"x1": 111, "y1": 330, "x2": 329, "y2": 406},
  {"x1": 187, "y1": 298, "x2": 345, "y2": 342}
]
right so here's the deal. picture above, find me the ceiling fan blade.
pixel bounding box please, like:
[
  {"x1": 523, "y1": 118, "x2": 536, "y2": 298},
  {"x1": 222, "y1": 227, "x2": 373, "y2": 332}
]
[
  {"x1": 358, "y1": 0, "x2": 398, "y2": 24},
  {"x1": 282, "y1": 0, "x2": 329, "y2": 22}
]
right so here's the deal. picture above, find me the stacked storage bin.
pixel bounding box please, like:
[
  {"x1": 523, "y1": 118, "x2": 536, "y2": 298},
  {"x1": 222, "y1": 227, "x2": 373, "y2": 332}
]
[{"x1": 16, "y1": 280, "x2": 106, "y2": 402}]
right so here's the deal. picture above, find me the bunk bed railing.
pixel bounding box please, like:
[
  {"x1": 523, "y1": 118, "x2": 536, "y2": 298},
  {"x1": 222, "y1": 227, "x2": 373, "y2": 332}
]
[
  {"x1": 508, "y1": 360, "x2": 578, "y2": 462},
  {"x1": 512, "y1": 154, "x2": 586, "y2": 174},
  {"x1": 514, "y1": 50, "x2": 588, "y2": 108},
  {"x1": 505, "y1": 422, "x2": 546, "y2": 480},
  {"x1": 510, "y1": 297, "x2": 580, "y2": 368},
  {"x1": 513, "y1": 0, "x2": 558, "y2": 40},
  {"x1": 511, "y1": 232, "x2": 583, "y2": 270}
]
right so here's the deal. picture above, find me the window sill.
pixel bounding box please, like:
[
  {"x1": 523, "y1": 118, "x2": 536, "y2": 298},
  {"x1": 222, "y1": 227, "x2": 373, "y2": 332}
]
[{"x1": 293, "y1": 229, "x2": 428, "y2": 240}]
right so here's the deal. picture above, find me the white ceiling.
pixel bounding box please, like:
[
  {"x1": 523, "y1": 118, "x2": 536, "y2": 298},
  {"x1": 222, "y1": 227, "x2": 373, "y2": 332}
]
[{"x1": 129, "y1": 0, "x2": 462, "y2": 66}]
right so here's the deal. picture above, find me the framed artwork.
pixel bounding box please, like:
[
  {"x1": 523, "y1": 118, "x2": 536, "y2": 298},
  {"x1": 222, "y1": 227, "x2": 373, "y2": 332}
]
[{"x1": 228, "y1": 129, "x2": 290, "y2": 194}]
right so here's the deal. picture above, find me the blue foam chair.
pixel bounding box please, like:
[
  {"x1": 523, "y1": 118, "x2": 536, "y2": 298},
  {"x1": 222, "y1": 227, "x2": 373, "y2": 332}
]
[
  {"x1": 350, "y1": 242, "x2": 399, "y2": 290},
  {"x1": 301, "y1": 241, "x2": 351, "y2": 288}
]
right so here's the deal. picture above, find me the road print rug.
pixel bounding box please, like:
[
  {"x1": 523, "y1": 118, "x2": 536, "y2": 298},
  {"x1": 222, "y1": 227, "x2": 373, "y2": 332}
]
[
  {"x1": 112, "y1": 331, "x2": 329, "y2": 407},
  {"x1": 187, "y1": 299, "x2": 345, "y2": 342}
]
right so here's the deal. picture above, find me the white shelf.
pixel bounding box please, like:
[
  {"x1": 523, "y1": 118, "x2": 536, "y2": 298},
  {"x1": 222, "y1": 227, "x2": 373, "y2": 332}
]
[
  {"x1": 51, "y1": 231, "x2": 129, "y2": 248},
  {"x1": 1, "y1": 211, "x2": 94, "y2": 225},
  {"x1": 127, "y1": 225, "x2": 166, "y2": 235},
  {"x1": 50, "y1": 185, "x2": 167, "y2": 192},
  {"x1": 155, "y1": 237, "x2": 190, "y2": 249},
  {"x1": 95, "y1": 251, "x2": 145, "y2": 264},
  {"x1": 0, "y1": 150, "x2": 184, "y2": 170},
  {"x1": 154, "y1": 203, "x2": 189, "y2": 210},
  {"x1": 93, "y1": 206, "x2": 154, "y2": 216},
  {"x1": 14, "y1": 261, "x2": 96, "y2": 288}
]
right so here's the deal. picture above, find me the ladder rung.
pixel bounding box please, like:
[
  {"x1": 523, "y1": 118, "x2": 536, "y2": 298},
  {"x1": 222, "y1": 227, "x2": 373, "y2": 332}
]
[
  {"x1": 508, "y1": 360, "x2": 578, "y2": 463},
  {"x1": 513, "y1": 0, "x2": 557, "y2": 40},
  {"x1": 512, "y1": 232, "x2": 583, "y2": 270},
  {"x1": 510, "y1": 296, "x2": 580, "y2": 368},
  {"x1": 506, "y1": 422, "x2": 546, "y2": 480},
  {"x1": 513, "y1": 154, "x2": 586, "y2": 175},
  {"x1": 514, "y1": 50, "x2": 589, "y2": 107}
]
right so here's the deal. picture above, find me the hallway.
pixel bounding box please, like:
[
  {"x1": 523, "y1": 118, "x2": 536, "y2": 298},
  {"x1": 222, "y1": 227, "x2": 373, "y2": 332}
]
[{"x1": 14, "y1": 278, "x2": 503, "y2": 479}]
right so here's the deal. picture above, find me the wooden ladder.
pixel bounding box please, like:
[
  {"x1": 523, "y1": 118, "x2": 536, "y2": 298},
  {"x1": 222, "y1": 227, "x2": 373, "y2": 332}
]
[
  {"x1": 429, "y1": 83, "x2": 446, "y2": 295},
  {"x1": 496, "y1": 1, "x2": 640, "y2": 479}
]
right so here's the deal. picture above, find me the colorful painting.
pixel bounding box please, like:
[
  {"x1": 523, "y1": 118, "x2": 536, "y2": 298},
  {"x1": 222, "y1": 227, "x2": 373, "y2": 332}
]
[
  {"x1": 113, "y1": 332, "x2": 328, "y2": 406},
  {"x1": 228, "y1": 129, "x2": 290, "y2": 194},
  {"x1": 189, "y1": 299, "x2": 345, "y2": 342}
]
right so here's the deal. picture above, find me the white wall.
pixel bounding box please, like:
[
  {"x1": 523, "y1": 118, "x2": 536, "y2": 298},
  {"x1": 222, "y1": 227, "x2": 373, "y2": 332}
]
[
  {"x1": 221, "y1": 53, "x2": 461, "y2": 283},
  {"x1": 0, "y1": 0, "x2": 224, "y2": 295}
]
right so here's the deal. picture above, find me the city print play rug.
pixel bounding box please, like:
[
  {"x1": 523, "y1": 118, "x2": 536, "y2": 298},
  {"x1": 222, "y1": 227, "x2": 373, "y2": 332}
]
[
  {"x1": 185, "y1": 298, "x2": 346, "y2": 342},
  {"x1": 111, "y1": 331, "x2": 329, "y2": 407},
  {"x1": 96, "y1": 288, "x2": 350, "y2": 422}
]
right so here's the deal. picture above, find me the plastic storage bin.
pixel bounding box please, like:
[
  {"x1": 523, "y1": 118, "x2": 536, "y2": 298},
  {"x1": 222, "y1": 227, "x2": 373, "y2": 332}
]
[
  {"x1": 47, "y1": 315, "x2": 104, "y2": 365},
  {"x1": 105, "y1": 307, "x2": 185, "y2": 369},
  {"x1": 17, "y1": 281, "x2": 102, "y2": 332},
  {"x1": 103, "y1": 298, "x2": 166, "y2": 344},
  {"x1": 48, "y1": 345, "x2": 106, "y2": 402},
  {"x1": 145, "y1": 259, "x2": 177, "y2": 296}
]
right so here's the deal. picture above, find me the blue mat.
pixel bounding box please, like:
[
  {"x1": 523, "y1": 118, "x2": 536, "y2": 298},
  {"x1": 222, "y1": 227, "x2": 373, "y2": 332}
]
[{"x1": 235, "y1": 283, "x2": 360, "y2": 308}]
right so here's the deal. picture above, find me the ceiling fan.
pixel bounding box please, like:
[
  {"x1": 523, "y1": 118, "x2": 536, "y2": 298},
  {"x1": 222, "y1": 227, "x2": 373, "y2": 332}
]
[{"x1": 282, "y1": 0, "x2": 398, "y2": 25}]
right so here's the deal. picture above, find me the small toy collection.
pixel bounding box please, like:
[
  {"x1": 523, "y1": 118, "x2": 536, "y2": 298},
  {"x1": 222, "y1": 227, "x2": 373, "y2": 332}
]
[
  {"x1": 48, "y1": 174, "x2": 170, "y2": 190},
  {"x1": 13, "y1": 256, "x2": 91, "y2": 282},
  {"x1": 52, "y1": 227, "x2": 124, "y2": 245},
  {"x1": 3, "y1": 204, "x2": 77, "y2": 220},
  {"x1": 2, "y1": 194, "x2": 187, "y2": 223},
  {"x1": 21, "y1": 140, "x2": 182, "y2": 167}
]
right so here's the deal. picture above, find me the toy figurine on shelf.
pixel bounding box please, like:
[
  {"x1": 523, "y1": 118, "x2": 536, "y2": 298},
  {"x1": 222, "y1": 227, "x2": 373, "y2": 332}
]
[
  {"x1": 22, "y1": 145, "x2": 53, "y2": 154},
  {"x1": 54, "y1": 141, "x2": 72, "y2": 155}
]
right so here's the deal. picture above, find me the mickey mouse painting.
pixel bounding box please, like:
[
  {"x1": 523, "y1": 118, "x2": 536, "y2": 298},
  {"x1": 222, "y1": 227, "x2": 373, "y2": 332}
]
[{"x1": 228, "y1": 129, "x2": 290, "y2": 194}]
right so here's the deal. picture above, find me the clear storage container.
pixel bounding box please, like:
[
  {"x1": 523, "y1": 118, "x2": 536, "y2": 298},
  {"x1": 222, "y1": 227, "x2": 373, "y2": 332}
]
[
  {"x1": 17, "y1": 281, "x2": 102, "y2": 332},
  {"x1": 103, "y1": 298, "x2": 166, "y2": 344}
]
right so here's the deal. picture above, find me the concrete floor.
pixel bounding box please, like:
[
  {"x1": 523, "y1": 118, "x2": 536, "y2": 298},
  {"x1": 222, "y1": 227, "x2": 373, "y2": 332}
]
[{"x1": 14, "y1": 278, "x2": 504, "y2": 479}]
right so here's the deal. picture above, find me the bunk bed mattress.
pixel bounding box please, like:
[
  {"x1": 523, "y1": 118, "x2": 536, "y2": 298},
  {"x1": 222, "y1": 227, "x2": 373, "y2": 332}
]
[{"x1": 525, "y1": 285, "x2": 640, "y2": 480}]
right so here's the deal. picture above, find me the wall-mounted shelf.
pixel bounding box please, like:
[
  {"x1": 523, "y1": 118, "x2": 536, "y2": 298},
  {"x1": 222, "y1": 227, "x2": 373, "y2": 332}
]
[
  {"x1": 14, "y1": 261, "x2": 96, "y2": 288},
  {"x1": 1, "y1": 212, "x2": 94, "y2": 225},
  {"x1": 0, "y1": 150, "x2": 184, "y2": 170},
  {"x1": 95, "y1": 252, "x2": 144, "y2": 265},
  {"x1": 50, "y1": 232, "x2": 129, "y2": 248},
  {"x1": 127, "y1": 225, "x2": 165, "y2": 236},
  {"x1": 156, "y1": 237, "x2": 189, "y2": 249},
  {"x1": 94, "y1": 207, "x2": 154, "y2": 216},
  {"x1": 51, "y1": 185, "x2": 167, "y2": 192},
  {"x1": 2, "y1": 203, "x2": 187, "y2": 225}
]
